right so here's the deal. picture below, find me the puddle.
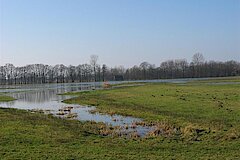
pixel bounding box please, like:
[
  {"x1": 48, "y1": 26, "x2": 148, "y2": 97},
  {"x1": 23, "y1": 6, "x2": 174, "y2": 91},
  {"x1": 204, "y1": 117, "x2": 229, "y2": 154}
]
[{"x1": 53, "y1": 106, "x2": 154, "y2": 137}]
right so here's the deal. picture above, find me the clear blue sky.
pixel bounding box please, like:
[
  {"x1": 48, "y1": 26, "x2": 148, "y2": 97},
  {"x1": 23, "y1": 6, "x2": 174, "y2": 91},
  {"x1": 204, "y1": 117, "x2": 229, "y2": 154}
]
[{"x1": 1, "y1": 0, "x2": 239, "y2": 67}]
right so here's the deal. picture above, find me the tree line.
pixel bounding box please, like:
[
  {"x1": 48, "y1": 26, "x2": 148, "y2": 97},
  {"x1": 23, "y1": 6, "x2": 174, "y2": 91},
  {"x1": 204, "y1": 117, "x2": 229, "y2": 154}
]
[{"x1": 0, "y1": 53, "x2": 239, "y2": 85}]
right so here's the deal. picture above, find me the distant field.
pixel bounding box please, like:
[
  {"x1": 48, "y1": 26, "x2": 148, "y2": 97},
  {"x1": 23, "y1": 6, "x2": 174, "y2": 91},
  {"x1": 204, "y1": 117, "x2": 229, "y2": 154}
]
[
  {"x1": 0, "y1": 77, "x2": 240, "y2": 159},
  {"x1": 189, "y1": 76, "x2": 240, "y2": 83}
]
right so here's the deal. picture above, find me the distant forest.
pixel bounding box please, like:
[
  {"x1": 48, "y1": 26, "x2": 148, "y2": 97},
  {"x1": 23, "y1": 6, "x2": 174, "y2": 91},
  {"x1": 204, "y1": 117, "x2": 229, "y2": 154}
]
[{"x1": 0, "y1": 53, "x2": 239, "y2": 85}]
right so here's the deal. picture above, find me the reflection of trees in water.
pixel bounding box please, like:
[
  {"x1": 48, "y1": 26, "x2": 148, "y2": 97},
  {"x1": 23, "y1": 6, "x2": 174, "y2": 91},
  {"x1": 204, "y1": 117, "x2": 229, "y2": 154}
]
[
  {"x1": 12, "y1": 89, "x2": 57, "y2": 103},
  {"x1": 11, "y1": 84, "x2": 100, "y2": 103}
]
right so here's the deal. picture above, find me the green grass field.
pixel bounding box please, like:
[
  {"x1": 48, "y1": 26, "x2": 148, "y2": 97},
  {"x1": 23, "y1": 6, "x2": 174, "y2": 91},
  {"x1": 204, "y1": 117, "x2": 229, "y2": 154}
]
[
  {"x1": 0, "y1": 78, "x2": 240, "y2": 159},
  {"x1": 0, "y1": 95, "x2": 15, "y2": 102}
]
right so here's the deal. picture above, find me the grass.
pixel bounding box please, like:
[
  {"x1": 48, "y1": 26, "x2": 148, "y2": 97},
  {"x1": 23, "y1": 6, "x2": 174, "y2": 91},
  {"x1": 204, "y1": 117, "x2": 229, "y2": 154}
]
[
  {"x1": 64, "y1": 82, "x2": 240, "y2": 133},
  {"x1": 1, "y1": 108, "x2": 240, "y2": 159},
  {"x1": 190, "y1": 76, "x2": 240, "y2": 83},
  {"x1": 1, "y1": 78, "x2": 240, "y2": 159},
  {"x1": 0, "y1": 94, "x2": 16, "y2": 102}
]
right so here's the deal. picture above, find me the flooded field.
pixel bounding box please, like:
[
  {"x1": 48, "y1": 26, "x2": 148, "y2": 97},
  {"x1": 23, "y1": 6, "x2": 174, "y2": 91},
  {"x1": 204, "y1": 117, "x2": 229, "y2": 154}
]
[
  {"x1": 0, "y1": 81, "x2": 156, "y2": 136},
  {"x1": 0, "y1": 78, "x2": 218, "y2": 137}
]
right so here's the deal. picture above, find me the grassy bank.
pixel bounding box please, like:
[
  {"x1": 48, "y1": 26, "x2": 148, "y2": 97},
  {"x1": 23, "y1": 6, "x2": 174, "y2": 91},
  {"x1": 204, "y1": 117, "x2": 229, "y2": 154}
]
[
  {"x1": 1, "y1": 79, "x2": 240, "y2": 159},
  {"x1": 0, "y1": 95, "x2": 15, "y2": 102},
  {"x1": 1, "y1": 108, "x2": 240, "y2": 159},
  {"x1": 64, "y1": 82, "x2": 240, "y2": 138}
]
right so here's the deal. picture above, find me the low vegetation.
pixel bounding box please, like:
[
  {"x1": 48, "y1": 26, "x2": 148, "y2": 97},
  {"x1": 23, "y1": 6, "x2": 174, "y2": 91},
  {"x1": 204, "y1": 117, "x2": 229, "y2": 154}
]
[
  {"x1": 1, "y1": 78, "x2": 240, "y2": 159},
  {"x1": 0, "y1": 94, "x2": 15, "y2": 102},
  {"x1": 63, "y1": 80, "x2": 240, "y2": 140}
]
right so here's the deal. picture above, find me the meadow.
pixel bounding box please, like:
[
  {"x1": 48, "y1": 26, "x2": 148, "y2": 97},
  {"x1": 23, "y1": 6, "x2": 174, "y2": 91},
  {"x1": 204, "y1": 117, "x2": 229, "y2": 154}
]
[
  {"x1": 0, "y1": 95, "x2": 15, "y2": 102},
  {"x1": 0, "y1": 78, "x2": 240, "y2": 159}
]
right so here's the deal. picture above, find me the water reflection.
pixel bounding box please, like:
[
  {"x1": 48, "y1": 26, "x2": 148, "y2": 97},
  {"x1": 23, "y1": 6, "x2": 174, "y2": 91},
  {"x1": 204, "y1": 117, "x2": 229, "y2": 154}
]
[
  {"x1": 0, "y1": 78, "x2": 214, "y2": 137},
  {"x1": 0, "y1": 82, "x2": 104, "y2": 109},
  {"x1": 0, "y1": 82, "x2": 155, "y2": 136},
  {"x1": 8, "y1": 86, "x2": 100, "y2": 103}
]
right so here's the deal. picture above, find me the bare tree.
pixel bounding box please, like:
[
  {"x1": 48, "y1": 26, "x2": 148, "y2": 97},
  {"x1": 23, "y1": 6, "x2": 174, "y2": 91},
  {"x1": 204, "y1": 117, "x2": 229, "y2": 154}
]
[
  {"x1": 192, "y1": 53, "x2": 205, "y2": 65},
  {"x1": 102, "y1": 64, "x2": 107, "y2": 81},
  {"x1": 140, "y1": 62, "x2": 150, "y2": 80},
  {"x1": 192, "y1": 53, "x2": 205, "y2": 77},
  {"x1": 0, "y1": 54, "x2": 239, "y2": 85},
  {"x1": 90, "y1": 55, "x2": 99, "y2": 82},
  {"x1": 177, "y1": 59, "x2": 188, "y2": 78}
]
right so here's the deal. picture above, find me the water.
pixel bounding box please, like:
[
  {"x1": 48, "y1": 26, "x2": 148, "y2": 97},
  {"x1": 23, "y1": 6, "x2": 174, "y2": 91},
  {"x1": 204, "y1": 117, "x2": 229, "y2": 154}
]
[
  {"x1": 0, "y1": 78, "x2": 222, "y2": 137},
  {"x1": 0, "y1": 81, "x2": 154, "y2": 137}
]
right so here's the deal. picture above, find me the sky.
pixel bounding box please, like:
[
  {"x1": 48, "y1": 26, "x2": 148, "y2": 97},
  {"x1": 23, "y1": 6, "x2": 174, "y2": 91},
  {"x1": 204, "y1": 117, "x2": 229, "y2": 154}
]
[{"x1": 0, "y1": 0, "x2": 240, "y2": 67}]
